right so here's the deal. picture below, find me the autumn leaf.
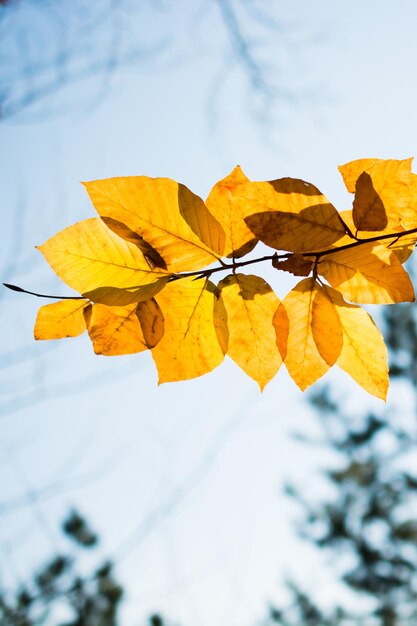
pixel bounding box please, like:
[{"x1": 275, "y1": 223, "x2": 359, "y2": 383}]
[
  {"x1": 338, "y1": 158, "x2": 386, "y2": 193},
  {"x1": 215, "y1": 274, "x2": 281, "y2": 389},
  {"x1": 272, "y1": 253, "x2": 314, "y2": 277},
  {"x1": 35, "y1": 299, "x2": 91, "y2": 340},
  {"x1": 339, "y1": 158, "x2": 415, "y2": 231},
  {"x1": 151, "y1": 277, "x2": 224, "y2": 383},
  {"x1": 243, "y1": 178, "x2": 346, "y2": 252},
  {"x1": 84, "y1": 176, "x2": 225, "y2": 272},
  {"x1": 318, "y1": 242, "x2": 415, "y2": 304},
  {"x1": 280, "y1": 278, "x2": 330, "y2": 390},
  {"x1": 325, "y1": 286, "x2": 388, "y2": 400},
  {"x1": 37, "y1": 218, "x2": 169, "y2": 306},
  {"x1": 311, "y1": 285, "x2": 343, "y2": 366},
  {"x1": 273, "y1": 303, "x2": 290, "y2": 361},
  {"x1": 85, "y1": 299, "x2": 164, "y2": 356},
  {"x1": 205, "y1": 166, "x2": 258, "y2": 258}
]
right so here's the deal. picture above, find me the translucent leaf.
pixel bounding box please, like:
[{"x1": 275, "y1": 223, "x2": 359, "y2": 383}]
[
  {"x1": 86, "y1": 303, "x2": 150, "y2": 356},
  {"x1": 319, "y1": 243, "x2": 415, "y2": 303},
  {"x1": 84, "y1": 176, "x2": 225, "y2": 272},
  {"x1": 326, "y1": 286, "x2": 388, "y2": 400},
  {"x1": 339, "y1": 158, "x2": 415, "y2": 231},
  {"x1": 205, "y1": 166, "x2": 257, "y2": 258},
  {"x1": 243, "y1": 178, "x2": 345, "y2": 252},
  {"x1": 216, "y1": 274, "x2": 281, "y2": 389},
  {"x1": 272, "y1": 253, "x2": 314, "y2": 276},
  {"x1": 273, "y1": 303, "x2": 289, "y2": 361},
  {"x1": 339, "y1": 158, "x2": 386, "y2": 193},
  {"x1": 311, "y1": 286, "x2": 343, "y2": 366},
  {"x1": 280, "y1": 278, "x2": 330, "y2": 390},
  {"x1": 34, "y1": 299, "x2": 90, "y2": 340},
  {"x1": 152, "y1": 278, "x2": 224, "y2": 382},
  {"x1": 37, "y1": 218, "x2": 169, "y2": 306}
]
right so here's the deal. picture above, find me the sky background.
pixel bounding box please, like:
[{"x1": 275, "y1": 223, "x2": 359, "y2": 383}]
[{"x1": 2, "y1": 1, "x2": 417, "y2": 625}]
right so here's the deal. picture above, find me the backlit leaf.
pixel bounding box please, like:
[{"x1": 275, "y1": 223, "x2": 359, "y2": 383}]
[
  {"x1": 272, "y1": 253, "x2": 314, "y2": 277},
  {"x1": 273, "y1": 303, "x2": 289, "y2": 361},
  {"x1": 311, "y1": 286, "x2": 343, "y2": 366},
  {"x1": 281, "y1": 278, "x2": 330, "y2": 390},
  {"x1": 339, "y1": 158, "x2": 385, "y2": 192},
  {"x1": 243, "y1": 178, "x2": 345, "y2": 252},
  {"x1": 326, "y1": 286, "x2": 388, "y2": 400},
  {"x1": 340, "y1": 158, "x2": 415, "y2": 231},
  {"x1": 136, "y1": 299, "x2": 165, "y2": 349},
  {"x1": 216, "y1": 274, "x2": 281, "y2": 389},
  {"x1": 319, "y1": 243, "x2": 415, "y2": 304},
  {"x1": 205, "y1": 166, "x2": 257, "y2": 258},
  {"x1": 35, "y1": 299, "x2": 90, "y2": 340},
  {"x1": 84, "y1": 176, "x2": 225, "y2": 272},
  {"x1": 152, "y1": 278, "x2": 224, "y2": 382},
  {"x1": 86, "y1": 303, "x2": 150, "y2": 356},
  {"x1": 37, "y1": 218, "x2": 169, "y2": 306}
]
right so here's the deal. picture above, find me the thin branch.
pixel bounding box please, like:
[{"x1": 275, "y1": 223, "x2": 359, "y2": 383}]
[
  {"x1": 3, "y1": 283, "x2": 86, "y2": 299},
  {"x1": 4, "y1": 225, "x2": 417, "y2": 300}
]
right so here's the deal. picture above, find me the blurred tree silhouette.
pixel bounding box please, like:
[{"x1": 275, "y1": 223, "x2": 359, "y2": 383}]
[
  {"x1": 265, "y1": 297, "x2": 417, "y2": 625},
  {"x1": 0, "y1": 510, "x2": 124, "y2": 626}
]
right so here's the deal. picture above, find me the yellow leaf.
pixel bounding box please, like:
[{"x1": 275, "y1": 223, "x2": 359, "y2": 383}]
[
  {"x1": 205, "y1": 166, "x2": 257, "y2": 258},
  {"x1": 340, "y1": 158, "x2": 415, "y2": 231},
  {"x1": 273, "y1": 302, "x2": 289, "y2": 361},
  {"x1": 319, "y1": 243, "x2": 415, "y2": 303},
  {"x1": 152, "y1": 278, "x2": 224, "y2": 382},
  {"x1": 84, "y1": 176, "x2": 225, "y2": 272},
  {"x1": 34, "y1": 299, "x2": 90, "y2": 340},
  {"x1": 311, "y1": 286, "x2": 343, "y2": 366},
  {"x1": 337, "y1": 210, "x2": 416, "y2": 263},
  {"x1": 339, "y1": 158, "x2": 385, "y2": 192},
  {"x1": 272, "y1": 253, "x2": 314, "y2": 277},
  {"x1": 243, "y1": 178, "x2": 345, "y2": 252},
  {"x1": 37, "y1": 218, "x2": 169, "y2": 306},
  {"x1": 86, "y1": 302, "x2": 158, "y2": 356},
  {"x1": 325, "y1": 286, "x2": 388, "y2": 400},
  {"x1": 136, "y1": 299, "x2": 165, "y2": 349},
  {"x1": 281, "y1": 278, "x2": 330, "y2": 390},
  {"x1": 216, "y1": 274, "x2": 281, "y2": 389}
]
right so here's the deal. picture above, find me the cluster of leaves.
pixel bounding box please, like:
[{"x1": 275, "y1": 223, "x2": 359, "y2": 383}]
[{"x1": 28, "y1": 158, "x2": 417, "y2": 399}]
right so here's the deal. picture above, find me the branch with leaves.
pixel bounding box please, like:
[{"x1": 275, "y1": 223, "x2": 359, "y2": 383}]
[{"x1": 6, "y1": 157, "x2": 417, "y2": 399}]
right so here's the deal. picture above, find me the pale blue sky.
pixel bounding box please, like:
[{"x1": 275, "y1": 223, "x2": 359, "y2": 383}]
[{"x1": 1, "y1": 2, "x2": 417, "y2": 625}]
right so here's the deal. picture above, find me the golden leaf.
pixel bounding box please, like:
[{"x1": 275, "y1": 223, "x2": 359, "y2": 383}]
[
  {"x1": 272, "y1": 253, "x2": 314, "y2": 277},
  {"x1": 151, "y1": 278, "x2": 224, "y2": 382},
  {"x1": 325, "y1": 286, "x2": 388, "y2": 400},
  {"x1": 311, "y1": 285, "x2": 343, "y2": 366},
  {"x1": 205, "y1": 166, "x2": 257, "y2": 258},
  {"x1": 37, "y1": 218, "x2": 169, "y2": 306},
  {"x1": 319, "y1": 243, "x2": 415, "y2": 304},
  {"x1": 243, "y1": 178, "x2": 345, "y2": 252},
  {"x1": 84, "y1": 176, "x2": 225, "y2": 272},
  {"x1": 216, "y1": 274, "x2": 281, "y2": 389},
  {"x1": 86, "y1": 303, "x2": 145, "y2": 355},
  {"x1": 273, "y1": 302, "x2": 289, "y2": 361},
  {"x1": 34, "y1": 299, "x2": 90, "y2": 340},
  {"x1": 337, "y1": 210, "x2": 416, "y2": 263},
  {"x1": 281, "y1": 278, "x2": 330, "y2": 390},
  {"x1": 136, "y1": 299, "x2": 165, "y2": 348},
  {"x1": 339, "y1": 158, "x2": 385, "y2": 192},
  {"x1": 340, "y1": 158, "x2": 415, "y2": 231}
]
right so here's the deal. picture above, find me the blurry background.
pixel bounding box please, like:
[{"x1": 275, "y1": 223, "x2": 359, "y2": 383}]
[{"x1": 1, "y1": 2, "x2": 417, "y2": 625}]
